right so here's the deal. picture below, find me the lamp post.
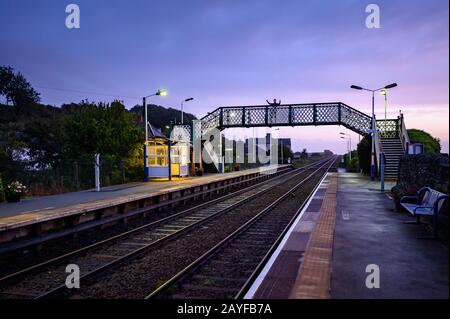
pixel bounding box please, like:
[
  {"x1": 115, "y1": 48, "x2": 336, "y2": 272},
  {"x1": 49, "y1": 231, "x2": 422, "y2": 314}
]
[
  {"x1": 180, "y1": 98, "x2": 194, "y2": 124},
  {"x1": 274, "y1": 128, "x2": 283, "y2": 164},
  {"x1": 350, "y1": 83, "x2": 397, "y2": 181},
  {"x1": 340, "y1": 133, "x2": 352, "y2": 161},
  {"x1": 340, "y1": 136, "x2": 349, "y2": 159},
  {"x1": 380, "y1": 89, "x2": 388, "y2": 123},
  {"x1": 143, "y1": 89, "x2": 168, "y2": 181}
]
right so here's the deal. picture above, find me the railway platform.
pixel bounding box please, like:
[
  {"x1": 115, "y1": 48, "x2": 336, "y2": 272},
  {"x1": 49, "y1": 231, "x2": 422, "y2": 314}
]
[
  {"x1": 0, "y1": 165, "x2": 290, "y2": 253},
  {"x1": 246, "y1": 172, "x2": 449, "y2": 299}
]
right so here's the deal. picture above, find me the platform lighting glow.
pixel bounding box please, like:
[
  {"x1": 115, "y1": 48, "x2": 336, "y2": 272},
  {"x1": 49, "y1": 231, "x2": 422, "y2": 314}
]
[
  {"x1": 157, "y1": 89, "x2": 168, "y2": 96},
  {"x1": 380, "y1": 89, "x2": 387, "y2": 96},
  {"x1": 230, "y1": 112, "x2": 236, "y2": 117}
]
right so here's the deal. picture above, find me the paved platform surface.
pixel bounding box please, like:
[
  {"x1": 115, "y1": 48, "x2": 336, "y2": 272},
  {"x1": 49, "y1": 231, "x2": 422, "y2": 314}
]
[
  {"x1": 247, "y1": 172, "x2": 333, "y2": 299},
  {"x1": 0, "y1": 165, "x2": 286, "y2": 223},
  {"x1": 248, "y1": 172, "x2": 448, "y2": 299},
  {"x1": 331, "y1": 173, "x2": 449, "y2": 299}
]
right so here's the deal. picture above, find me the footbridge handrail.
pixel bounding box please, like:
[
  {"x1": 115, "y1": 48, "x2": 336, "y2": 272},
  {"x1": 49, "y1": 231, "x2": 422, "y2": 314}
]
[
  {"x1": 172, "y1": 101, "x2": 407, "y2": 175},
  {"x1": 199, "y1": 102, "x2": 373, "y2": 137},
  {"x1": 399, "y1": 113, "x2": 410, "y2": 154}
]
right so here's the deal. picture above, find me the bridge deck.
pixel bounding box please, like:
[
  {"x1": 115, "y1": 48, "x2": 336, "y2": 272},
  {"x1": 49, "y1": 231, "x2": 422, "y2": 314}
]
[{"x1": 247, "y1": 172, "x2": 448, "y2": 299}]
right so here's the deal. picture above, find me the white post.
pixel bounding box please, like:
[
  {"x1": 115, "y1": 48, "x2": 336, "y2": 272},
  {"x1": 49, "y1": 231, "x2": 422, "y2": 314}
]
[
  {"x1": 281, "y1": 140, "x2": 284, "y2": 164},
  {"x1": 94, "y1": 153, "x2": 100, "y2": 192},
  {"x1": 222, "y1": 156, "x2": 225, "y2": 174},
  {"x1": 349, "y1": 136, "x2": 352, "y2": 161},
  {"x1": 143, "y1": 97, "x2": 149, "y2": 181},
  {"x1": 370, "y1": 92, "x2": 376, "y2": 180}
]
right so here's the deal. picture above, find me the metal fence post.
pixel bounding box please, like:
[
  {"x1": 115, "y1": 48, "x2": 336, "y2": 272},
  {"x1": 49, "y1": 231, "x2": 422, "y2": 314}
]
[{"x1": 94, "y1": 153, "x2": 101, "y2": 192}]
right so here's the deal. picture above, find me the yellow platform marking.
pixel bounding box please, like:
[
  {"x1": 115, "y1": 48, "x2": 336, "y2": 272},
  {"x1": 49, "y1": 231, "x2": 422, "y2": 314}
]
[{"x1": 290, "y1": 173, "x2": 338, "y2": 299}]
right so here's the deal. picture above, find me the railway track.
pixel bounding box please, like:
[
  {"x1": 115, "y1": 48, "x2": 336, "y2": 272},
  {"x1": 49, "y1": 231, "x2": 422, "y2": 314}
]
[
  {"x1": 0, "y1": 165, "x2": 293, "y2": 261},
  {"x1": 0, "y1": 158, "x2": 331, "y2": 299},
  {"x1": 147, "y1": 156, "x2": 337, "y2": 299}
]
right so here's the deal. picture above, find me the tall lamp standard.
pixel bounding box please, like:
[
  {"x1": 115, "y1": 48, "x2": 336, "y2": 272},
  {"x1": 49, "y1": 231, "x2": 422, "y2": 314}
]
[
  {"x1": 143, "y1": 89, "x2": 168, "y2": 181},
  {"x1": 181, "y1": 97, "x2": 194, "y2": 124},
  {"x1": 380, "y1": 89, "x2": 387, "y2": 121},
  {"x1": 340, "y1": 132, "x2": 352, "y2": 161},
  {"x1": 340, "y1": 136, "x2": 350, "y2": 160},
  {"x1": 274, "y1": 128, "x2": 284, "y2": 164},
  {"x1": 350, "y1": 83, "x2": 397, "y2": 181}
]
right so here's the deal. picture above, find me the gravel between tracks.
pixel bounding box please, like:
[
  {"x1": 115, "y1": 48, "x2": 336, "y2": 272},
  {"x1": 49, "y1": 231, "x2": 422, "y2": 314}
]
[
  {"x1": 0, "y1": 168, "x2": 292, "y2": 278},
  {"x1": 63, "y1": 166, "x2": 329, "y2": 299},
  {"x1": 159, "y1": 172, "x2": 327, "y2": 298}
]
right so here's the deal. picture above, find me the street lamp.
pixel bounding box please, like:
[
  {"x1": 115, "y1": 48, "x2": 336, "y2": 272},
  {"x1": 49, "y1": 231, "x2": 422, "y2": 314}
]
[
  {"x1": 350, "y1": 83, "x2": 397, "y2": 180},
  {"x1": 181, "y1": 97, "x2": 194, "y2": 124},
  {"x1": 340, "y1": 136, "x2": 350, "y2": 160},
  {"x1": 340, "y1": 132, "x2": 352, "y2": 161},
  {"x1": 143, "y1": 89, "x2": 168, "y2": 181},
  {"x1": 274, "y1": 128, "x2": 284, "y2": 164},
  {"x1": 379, "y1": 89, "x2": 388, "y2": 124}
]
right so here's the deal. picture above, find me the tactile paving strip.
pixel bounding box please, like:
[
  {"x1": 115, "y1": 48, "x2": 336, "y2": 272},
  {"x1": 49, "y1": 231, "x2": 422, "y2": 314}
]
[{"x1": 290, "y1": 173, "x2": 338, "y2": 299}]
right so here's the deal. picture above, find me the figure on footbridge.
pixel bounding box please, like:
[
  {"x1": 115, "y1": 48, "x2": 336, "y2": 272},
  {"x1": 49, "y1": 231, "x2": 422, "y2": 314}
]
[{"x1": 266, "y1": 98, "x2": 282, "y2": 124}]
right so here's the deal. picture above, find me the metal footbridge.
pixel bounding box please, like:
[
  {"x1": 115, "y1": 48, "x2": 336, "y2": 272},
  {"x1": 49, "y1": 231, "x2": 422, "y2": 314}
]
[
  {"x1": 200, "y1": 102, "x2": 372, "y2": 136},
  {"x1": 172, "y1": 102, "x2": 410, "y2": 180}
]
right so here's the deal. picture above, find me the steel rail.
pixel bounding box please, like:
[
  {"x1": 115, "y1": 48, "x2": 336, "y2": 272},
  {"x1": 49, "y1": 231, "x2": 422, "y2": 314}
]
[
  {"x1": 0, "y1": 165, "x2": 294, "y2": 255},
  {"x1": 0, "y1": 166, "x2": 296, "y2": 283},
  {"x1": 234, "y1": 157, "x2": 336, "y2": 298},
  {"x1": 18, "y1": 158, "x2": 331, "y2": 299},
  {"x1": 145, "y1": 156, "x2": 336, "y2": 299},
  {"x1": 0, "y1": 167, "x2": 293, "y2": 285}
]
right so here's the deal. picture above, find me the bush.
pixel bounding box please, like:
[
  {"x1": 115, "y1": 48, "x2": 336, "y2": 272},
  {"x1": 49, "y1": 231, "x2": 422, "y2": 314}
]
[
  {"x1": 347, "y1": 157, "x2": 359, "y2": 173},
  {"x1": 407, "y1": 129, "x2": 441, "y2": 154},
  {"x1": 0, "y1": 173, "x2": 5, "y2": 202}
]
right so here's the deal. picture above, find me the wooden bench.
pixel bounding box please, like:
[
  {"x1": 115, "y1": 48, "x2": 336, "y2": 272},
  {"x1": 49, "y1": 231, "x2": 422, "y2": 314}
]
[{"x1": 400, "y1": 187, "x2": 448, "y2": 239}]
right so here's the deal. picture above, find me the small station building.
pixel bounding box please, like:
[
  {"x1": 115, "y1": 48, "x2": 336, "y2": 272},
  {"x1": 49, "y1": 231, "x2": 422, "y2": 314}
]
[{"x1": 145, "y1": 124, "x2": 190, "y2": 180}]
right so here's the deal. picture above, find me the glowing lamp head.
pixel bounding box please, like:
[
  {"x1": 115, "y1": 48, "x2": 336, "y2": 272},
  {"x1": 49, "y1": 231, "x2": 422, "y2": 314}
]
[{"x1": 156, "y1": 89, "x2": 168, "y2": 96}]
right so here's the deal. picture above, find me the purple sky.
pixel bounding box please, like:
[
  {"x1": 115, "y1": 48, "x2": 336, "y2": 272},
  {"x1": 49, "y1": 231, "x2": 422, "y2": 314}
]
[{"x1": 0, "y1": 0, "x2": 448, "y2": 153}]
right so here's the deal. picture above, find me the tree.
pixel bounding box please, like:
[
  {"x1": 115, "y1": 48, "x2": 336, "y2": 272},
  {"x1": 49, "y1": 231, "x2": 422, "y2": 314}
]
[
  {"x1": 129, "y1": 104, "x2": 197, "y2": 132},
  {"x1": 62, "y1": 100, "x2": 141, "y2": 160},
  {"x1": 0, "y1": 173, "x2": 5, "y2": 202},
  {"x1": 0, "y1": 66, "x2": 40, "y2": 107},
  {"x1": 24, "y1": 110, "x2": 65, "y2": 167},
  {"x1": 300, "y1": 148, "x2": 308, "y2": 160},
  {"x1": 357, "y1": 136, "x2": 371, "y2": 174},
  {"x1": 407, "y1": 129, "x2": 441, "y2": 154}
]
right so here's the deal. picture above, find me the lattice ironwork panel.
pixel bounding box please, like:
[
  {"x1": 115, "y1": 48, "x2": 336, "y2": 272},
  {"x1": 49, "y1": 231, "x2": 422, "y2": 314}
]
[
  {"x1": 222, "y1": 107, "x2": 244, "y2": 126},
  {"x1": 197, "y1": 102, "x2": 376, "y2": 138},
  {"x1": 171, "y1": 124, "x2": 191, "y2": 142},
  {"x1": 340, "y1": 104, "x2": 371, "y2": 135},
  {"x1": 200, "y1": 109, "x2": 221, "y2": 136},
  {"x1": 267, "y1": 106, "x2": 289, "y2": 125},
  {"x1": 377, "y1": 119, "x2": 399, "y2": 138},
  {"x1": 244, "y1": 107, "x2": 266, "y2": 126},
  {"x1": 316, "y1": 104, "x2": 339, "y2": 123},
  {"x1": 292, "y1": 105, "x2": 314, "y2": 124}
]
